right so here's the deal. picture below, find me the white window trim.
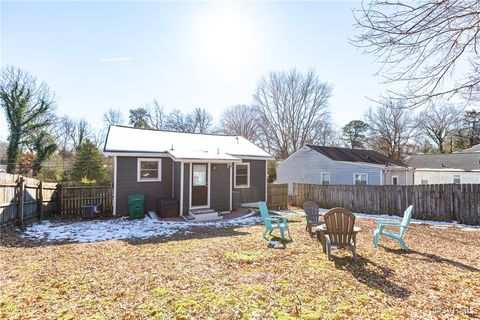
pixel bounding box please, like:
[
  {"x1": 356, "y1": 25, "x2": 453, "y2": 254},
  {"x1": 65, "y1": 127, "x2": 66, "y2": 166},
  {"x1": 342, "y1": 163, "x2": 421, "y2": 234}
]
[
  {"x1": 321, "y1": 172, "x2": 331, "y2": 185},
  {"x1": 392, "y1": 175, "x2": 399, "y2": 185},
  {"x1": 453, "y1": 174, "x2": 461, "y2": 184},
  {"x1": 137, "y1": 158, "x2": 162, "y2": 182},
  {"x1": 234, "y1": 162, "x2": 250, "y2": 188},
  {"x1": 353, "y1": 173, "x2": 368, "y2": 185}
]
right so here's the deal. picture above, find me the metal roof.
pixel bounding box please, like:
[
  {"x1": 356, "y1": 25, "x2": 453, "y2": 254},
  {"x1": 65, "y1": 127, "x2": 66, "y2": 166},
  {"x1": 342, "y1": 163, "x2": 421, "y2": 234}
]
[
  {"x1": 405, "y1": 153, "x2": 480, "y2": 171},
  {"x1": 306, "y1": 145, "x2": 404, "y2": 166}
]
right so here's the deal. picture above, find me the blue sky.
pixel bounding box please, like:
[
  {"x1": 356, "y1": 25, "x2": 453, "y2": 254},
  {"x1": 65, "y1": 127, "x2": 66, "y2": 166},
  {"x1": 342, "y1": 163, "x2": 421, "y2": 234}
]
[{"x1": 0, "y1": 1, "x2": 390, "y2": 141}]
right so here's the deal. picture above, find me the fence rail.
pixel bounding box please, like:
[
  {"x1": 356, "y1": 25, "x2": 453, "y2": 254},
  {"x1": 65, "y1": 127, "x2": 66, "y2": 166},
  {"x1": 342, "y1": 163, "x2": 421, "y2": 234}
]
[
  {"x1": 267, "y1": 183, "x2": 288, "y2": 210},
  {"x1": 293, "y1": 183, "x2": 480, "y2": 225},
  {"x1": 59, "y1": 184, "x2": 112, "y2": 215},
  {"x1": 1, "y1": 173, "x2": 113, "y2": 226},
  {"x1": 0, "y1": 173, "x2": 58, "y2": 226}
]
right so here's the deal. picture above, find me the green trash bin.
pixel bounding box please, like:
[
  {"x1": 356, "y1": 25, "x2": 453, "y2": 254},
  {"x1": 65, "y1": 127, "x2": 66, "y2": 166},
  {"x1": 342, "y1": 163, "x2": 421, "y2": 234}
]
[{"x1": 128, "y1": 194, "x2": 145, "y2": 219}]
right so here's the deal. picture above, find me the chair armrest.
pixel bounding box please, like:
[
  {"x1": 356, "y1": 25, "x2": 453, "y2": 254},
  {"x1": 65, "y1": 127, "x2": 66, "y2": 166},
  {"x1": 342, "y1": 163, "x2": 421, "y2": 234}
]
[
  {"x1": 376, "y1": 221, "x2": 401, "y2": 227},
  {"x1": 270, "y1": 215, "x2": 287, "y2": 223}
]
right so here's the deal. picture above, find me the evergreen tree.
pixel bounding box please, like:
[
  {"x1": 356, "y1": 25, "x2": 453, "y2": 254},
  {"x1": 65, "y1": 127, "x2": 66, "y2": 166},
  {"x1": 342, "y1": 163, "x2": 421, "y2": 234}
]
[{"x1": 70, "y1": 140, "x2": 106, "y2": 182}]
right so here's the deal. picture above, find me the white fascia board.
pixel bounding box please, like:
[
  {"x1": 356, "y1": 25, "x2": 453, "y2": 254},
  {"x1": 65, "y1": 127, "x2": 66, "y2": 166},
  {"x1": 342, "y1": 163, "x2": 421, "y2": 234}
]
[{"x1": 103, "y1": 151, "x2": 170, "y2": 158}]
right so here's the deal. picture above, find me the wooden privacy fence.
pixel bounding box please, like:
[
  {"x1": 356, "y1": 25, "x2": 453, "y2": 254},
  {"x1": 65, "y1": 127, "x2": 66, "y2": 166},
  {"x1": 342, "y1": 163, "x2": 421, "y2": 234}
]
[
  {"x1": 1, "y1": 173, "x2": 114, "y2": 226},
  {"x1": 293, "y1": 183, "x2": 480, "y2": 225},
  {"x1": 0, "y1": 173, "x2": 58, "y2": 226},
  {"x1": 59, "y1": 184, "x2": 112, "y2": 215},
  {"x1": 267, "y1": 183, "x2": 288, "y2": 210}
]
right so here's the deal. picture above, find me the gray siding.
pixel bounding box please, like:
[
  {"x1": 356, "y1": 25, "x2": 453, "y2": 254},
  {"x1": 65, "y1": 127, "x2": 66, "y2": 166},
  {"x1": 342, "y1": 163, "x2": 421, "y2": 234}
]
[
  {"x1": 233, "y1": 160, "x2": 266, "y2": 204},
  {"x1": 277, "y1": 146, "x2": 384, "y2": 194},
  {"x1": 210, "y1": 163, "x2": 231, "y2": 212},
  {"x1": 116, "y1": 156, "x2": 173, "y2": 215}
]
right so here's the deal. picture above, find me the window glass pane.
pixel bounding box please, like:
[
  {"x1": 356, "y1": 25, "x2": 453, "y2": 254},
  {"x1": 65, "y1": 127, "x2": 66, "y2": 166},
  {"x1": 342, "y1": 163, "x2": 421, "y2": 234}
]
[
  {"x1": 392, "y1": 177, "x2": 398, "y2": 185},
  {"x1": 355, "y1": 174, "x2": 367, "y2": 185},
  {"x1": 236, "y1": 176, "x2": 248, "y2": 186},
  {"x1": 322, "y1": 173, "x2": 330, "y2": 185},
  {"x1": 421, "y1": 180, "x2": 428, "y2": 185},
  {"x1": 453, "y1": 175, "x2": 460, "y2": 184},
  {"x1": 236, "y1": 165, "x2": 248, "y2": 175},
  {"x1": 140, "y1": 170, "x2": 158, "y2": 179},
  {"x1": 193, "y1": 165, "x2": 207, "y2": 186},
  {"x1": 141, "y1": 161, "x2": 158, "y2": 170}
]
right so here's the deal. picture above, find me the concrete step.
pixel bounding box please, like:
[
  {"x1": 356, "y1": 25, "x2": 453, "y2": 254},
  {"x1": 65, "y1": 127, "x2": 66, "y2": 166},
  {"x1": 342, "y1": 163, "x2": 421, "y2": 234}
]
[{"x1": 188, "y1": 208, "x2": 223, "y2": 222}]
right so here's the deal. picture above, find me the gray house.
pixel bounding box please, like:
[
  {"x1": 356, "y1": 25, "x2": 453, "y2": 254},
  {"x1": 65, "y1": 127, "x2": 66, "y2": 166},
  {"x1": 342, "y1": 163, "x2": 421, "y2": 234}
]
[
  {"x1": 103, "y1": 125, "x2": 272, "y2": 217},
  {"x1": 277, "y1": 145, "x2": 408, "y2": 194}
]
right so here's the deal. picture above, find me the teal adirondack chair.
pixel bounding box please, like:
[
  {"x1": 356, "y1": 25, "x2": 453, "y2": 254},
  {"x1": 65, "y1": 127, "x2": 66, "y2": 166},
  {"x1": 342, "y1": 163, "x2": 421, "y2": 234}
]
[
  {"x1": 259, "y1": 202, "x2": 291, "y2": 241},
  {"x1": 373, "y1": 205, "x2": 413, "y2": 252}
]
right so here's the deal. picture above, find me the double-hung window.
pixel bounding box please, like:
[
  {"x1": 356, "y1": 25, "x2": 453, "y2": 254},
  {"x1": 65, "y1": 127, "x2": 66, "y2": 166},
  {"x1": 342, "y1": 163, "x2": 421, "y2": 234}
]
[
  {"x1": 354, "y1": 173, "x2": 368, "y2": 185},
  {"x1": 234, "y1": 163, "x2": 250, "y2": 188},
  {"x1": 453, "y1": 175, "x2": 461, "y2": 184},
  {"x1": 137, "y1": 158, "x2": 162, "y2": 182},
  {"x1": 321, "y1": 172, "x2": 330, "y2": 185}
]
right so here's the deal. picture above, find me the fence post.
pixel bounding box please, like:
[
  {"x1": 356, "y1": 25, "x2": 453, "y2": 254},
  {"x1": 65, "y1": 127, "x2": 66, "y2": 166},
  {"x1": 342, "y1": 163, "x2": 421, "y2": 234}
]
[
  {"x1": 17, "y1": 176, "x2": 25, "y2": 226},
  {"x1": 57, "y1": 183, "x2": 62, "y2": 215},
  {"x1": 39, "y1": 181, "x2": 44, "y2": 219}
]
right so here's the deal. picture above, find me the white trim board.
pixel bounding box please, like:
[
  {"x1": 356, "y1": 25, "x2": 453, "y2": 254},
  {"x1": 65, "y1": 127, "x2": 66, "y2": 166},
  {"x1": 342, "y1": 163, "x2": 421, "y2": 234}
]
[
  {"x1": 113, "y1": 156, "x2": 117, "y2": 216},
  {"x1": 234, "y1": 162, "x2": 251, "y2": 188},
  {"x1": 137, "y1": 158, "x2": 162, "y2": 182}
]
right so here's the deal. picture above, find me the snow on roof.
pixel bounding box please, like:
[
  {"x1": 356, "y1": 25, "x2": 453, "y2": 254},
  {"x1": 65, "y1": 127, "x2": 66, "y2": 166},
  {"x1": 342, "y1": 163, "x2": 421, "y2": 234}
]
[
  {"x1": 405, "y1": 153, "x2": 480, "y2": 171},
  {"x1": 103, "y1": 125, "x2": 272, "y2": 160}
]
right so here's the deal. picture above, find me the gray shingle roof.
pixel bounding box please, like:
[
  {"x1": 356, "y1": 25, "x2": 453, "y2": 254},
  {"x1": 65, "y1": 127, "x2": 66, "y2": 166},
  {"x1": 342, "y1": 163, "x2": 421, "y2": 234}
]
[
  {"x1": 307, "y1": 145, "x2": 404, "y2": 166},
  {"x1": 405, "y1": 153, "x2": 480, "y2": 171}
]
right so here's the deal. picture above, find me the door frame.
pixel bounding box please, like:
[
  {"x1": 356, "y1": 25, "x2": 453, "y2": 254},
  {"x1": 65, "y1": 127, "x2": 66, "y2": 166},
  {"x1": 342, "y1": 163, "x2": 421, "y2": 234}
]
[{"x1": 189, "y1": 162, "x2": 211, "y2": 209}]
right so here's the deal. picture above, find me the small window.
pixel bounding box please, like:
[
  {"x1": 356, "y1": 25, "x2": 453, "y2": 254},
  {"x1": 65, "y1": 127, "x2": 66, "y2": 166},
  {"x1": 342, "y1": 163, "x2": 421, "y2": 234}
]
[
  {"x1": 421, "y1": 179, "x2": 428, "y2": 185},
  {"x1": 392, "y1": 176, "x2": 398, "y2": 185},
  {"x1": 453, "y1": 175, "x2": 461, "y2": 184},
  {"x1": 137, "y1": 158, "x2": 162, "y2": 182},
  {"x1": 354, "y1": 173, "x2": 368, "y2": 185},
  {"x1": 234, "y1": 163, "x2": 250, "y2": 188},
  {"x1": 321, "y1": 172, "x2": 330, "y2": 185}
]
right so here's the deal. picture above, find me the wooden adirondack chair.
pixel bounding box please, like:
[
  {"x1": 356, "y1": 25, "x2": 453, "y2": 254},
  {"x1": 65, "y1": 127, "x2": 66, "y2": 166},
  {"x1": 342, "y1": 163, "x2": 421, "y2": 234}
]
[
  {"x1": 259, "y1": 201, "x2": 291, "y2": 242},
  {"x1": 321, "y1": 208, "x2": 358, "y2": 260},
  {"x1": 304, "y1": 201, "x2": 322, "y2": 233},
  {"x1": 373, "y1": 205, "x2": 413, "y2": 252}
]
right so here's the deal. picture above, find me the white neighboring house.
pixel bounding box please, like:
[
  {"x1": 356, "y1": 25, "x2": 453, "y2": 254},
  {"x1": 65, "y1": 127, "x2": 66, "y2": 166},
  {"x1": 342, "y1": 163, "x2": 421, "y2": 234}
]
[
  {"x1": 405, "y1": 153, "x2": 480, "y2": 185},
  {"x1": 0, "y1": 164, "x2": 6, "y2": 173},
  {"x1": 276, "y1": 145, "x2": 409, "y2": 194}
]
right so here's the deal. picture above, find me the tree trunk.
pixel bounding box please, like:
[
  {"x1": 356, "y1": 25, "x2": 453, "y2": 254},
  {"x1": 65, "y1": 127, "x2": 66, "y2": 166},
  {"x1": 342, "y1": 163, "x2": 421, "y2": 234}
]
[{"x1": 7, "y1": 132, "x2": 20, "y2": 174}]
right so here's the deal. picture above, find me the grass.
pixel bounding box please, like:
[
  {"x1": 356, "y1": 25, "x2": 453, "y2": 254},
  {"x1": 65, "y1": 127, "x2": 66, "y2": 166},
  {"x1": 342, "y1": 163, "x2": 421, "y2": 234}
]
[{"x1": 1, "y1": 213, "x2": 479, "y2": 319}]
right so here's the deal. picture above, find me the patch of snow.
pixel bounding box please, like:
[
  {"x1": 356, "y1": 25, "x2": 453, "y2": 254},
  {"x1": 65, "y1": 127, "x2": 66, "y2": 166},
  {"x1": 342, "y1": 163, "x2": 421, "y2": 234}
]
[{"x1": 21, "y1": 215, "x2": 261, "y2": 243}]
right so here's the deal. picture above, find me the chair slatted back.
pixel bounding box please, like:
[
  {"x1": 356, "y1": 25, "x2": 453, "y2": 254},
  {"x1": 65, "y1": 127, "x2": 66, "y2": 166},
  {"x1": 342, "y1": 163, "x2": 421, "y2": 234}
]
[
  {"x1": 303, "y1": 201, "x2": 319, "y2": 223},
  {"x1": 400, "y1": 205, "x2": 413, "y2": 237},
  {"x1": 259, "y1": 202, "x2": 272, "y2": 229},
  {"x1": 324, "y1": 208, "x2": 356, "y2": 246}
]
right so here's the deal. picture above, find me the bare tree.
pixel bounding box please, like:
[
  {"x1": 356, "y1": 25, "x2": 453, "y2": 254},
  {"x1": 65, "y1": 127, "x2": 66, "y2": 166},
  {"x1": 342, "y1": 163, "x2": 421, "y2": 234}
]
[
  {"x1": 70, "y1": 119, "x2": 91, "y2": 150},
  {"x1": 146, "y1": 100, "x2": 166, "y2": 130},
  {"x1": 220, "y1": 104, "x2": 260, "y2": 142},
  {"x1": 354, "y1": 1, "x2": 480, "y2": 104},
  {"x1": 188, "y1": 107, "x2": 213, "y2": 133},
  {"x1": 365, "y1": 100, "x2": 418, "y2": 161},
  {"x1": 254, "y1": 69, "x2": 332, "y2": 158},
  {"x1": 103, "y1": 108, "x2": 124, "y2": 127},
  {"x1": 0, "y1": 66, "x2": 56, "y2": 173},
  {"x1": 165, "y1": 109, "x2": 193, "y2": 132},
  {"x1": 419, "y1": 104, "x2": 463, "y2": 153}
]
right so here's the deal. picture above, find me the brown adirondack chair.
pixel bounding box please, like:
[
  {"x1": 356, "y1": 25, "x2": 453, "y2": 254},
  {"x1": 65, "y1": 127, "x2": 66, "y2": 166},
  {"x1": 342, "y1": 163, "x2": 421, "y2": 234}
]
[
  {"x1": 319, "y1": 207, "x2": 360, "y2": 260},
  {"x1": 303, "y1": 201, "x2": 322, "y2": 233}
]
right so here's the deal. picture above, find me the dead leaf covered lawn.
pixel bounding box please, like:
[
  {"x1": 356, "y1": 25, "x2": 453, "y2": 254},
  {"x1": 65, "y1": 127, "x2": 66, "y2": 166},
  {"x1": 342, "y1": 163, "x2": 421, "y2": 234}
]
[{"x1": 1, "y1": 215, "x2": 479, "y2": 319}]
